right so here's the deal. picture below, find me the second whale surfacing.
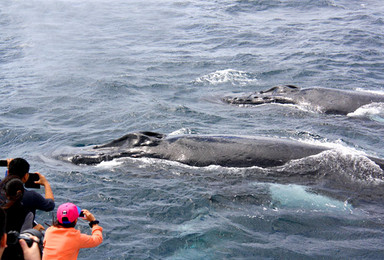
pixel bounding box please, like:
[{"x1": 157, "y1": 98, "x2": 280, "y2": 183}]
[
  {"x1": 68, "y1": 131, "x2": 384, "y2": 171},
  {"x1": 222, "y1": 85, "x2": 384, "y2": 115}
]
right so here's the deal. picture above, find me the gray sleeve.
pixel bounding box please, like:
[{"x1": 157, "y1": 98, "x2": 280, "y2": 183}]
[{"x1": 20, "y1": 212, "x2": 34, "y2": 232}]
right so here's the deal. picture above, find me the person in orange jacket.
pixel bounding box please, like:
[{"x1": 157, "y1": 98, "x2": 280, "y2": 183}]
[{"x1": 42, "y1": 203, "x2": 103, "y2": 260}]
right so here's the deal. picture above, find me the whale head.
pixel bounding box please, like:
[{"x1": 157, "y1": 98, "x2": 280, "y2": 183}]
[
  {"x1": 70, "y1": 132, "x2": 166, "y2": 165},
  {"x1": 222, "y1": 85, "x2": 300, "y2": 105}
]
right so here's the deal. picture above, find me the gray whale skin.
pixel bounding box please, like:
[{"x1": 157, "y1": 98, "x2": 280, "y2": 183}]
[
  {"x1": 222, "y1": 85, "x2": 384, "y2": 115},
  {"x1": 70, "y1": 131, "x2": 384, "y2": 170}
]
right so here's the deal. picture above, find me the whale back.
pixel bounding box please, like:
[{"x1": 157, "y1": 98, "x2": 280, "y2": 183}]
[
  {"x1": 158, "y1": 135, "x2": 328, "y2": 167},
  {"x1": 69, "y1": 132, "x2": 384, "y2": 170},
  {"x1": 223, "y1": 85, "x2": 384, "y2": 114}
]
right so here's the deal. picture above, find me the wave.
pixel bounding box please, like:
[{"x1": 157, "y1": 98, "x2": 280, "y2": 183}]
[
  {"x1": 194, "y1": 69, "x2": 257, "y2": 86},
  {"x1": 279, "y1": 149, "x2": 384, "y2": 183},
  {"x1": 226, "y1": 0, "x2": 341, "y2": 13},
  {"x1": 347, "y1": 102, "x2": 384, "y2": 122}
]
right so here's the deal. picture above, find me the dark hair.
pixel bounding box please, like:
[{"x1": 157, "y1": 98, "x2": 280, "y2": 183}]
[
  {"x1": 0, "y1": 208, "x2": 5, "y2": 236},
  {"x1": 1, "y1": 176, "x2": 24, "y2": 210},
  {"x1": 8, "y1": 158, "x2": 30, "y2": 179},
  {"x1": 53, "y1": 219, "x2": 77, "y2": 228},
  {"x1": 4, "y1": 178, "x2": 24, "y2": 200}
]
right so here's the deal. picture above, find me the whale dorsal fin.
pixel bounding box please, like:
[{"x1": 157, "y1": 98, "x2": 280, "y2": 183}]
[{"x1": 260, "y1": 85, "x2": 300, "y2": 94}]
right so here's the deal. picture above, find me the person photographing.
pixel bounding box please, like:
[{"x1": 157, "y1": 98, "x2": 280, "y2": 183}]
[
  {"x1": 6, "y1": 158, "x2": 55, "y2": 219},
  {"x1": 0, "y1": 208, "x2": 42, "y2": 260},
  {"x1": 42, "y1": 203, "x2": 103, "y2": 260}
]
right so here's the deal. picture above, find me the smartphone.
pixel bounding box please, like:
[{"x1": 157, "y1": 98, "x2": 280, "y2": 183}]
[
  {"x1": 25, "y1": 173, "x2": 40, "y2": 189},
  {"x1": 79, "y1": 210, "x2": 86, "y2": 219},
  {"x1": 0, "y1": 160, "x2": 7, "y2": 167}
]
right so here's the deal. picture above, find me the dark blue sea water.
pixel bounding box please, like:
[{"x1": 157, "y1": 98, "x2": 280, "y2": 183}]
[{"x1": 1, "y1": 0, "x2": 384, "y2": 259}]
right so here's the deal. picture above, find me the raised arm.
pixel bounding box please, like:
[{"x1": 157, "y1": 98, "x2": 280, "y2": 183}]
[{"x1": 34, "y1": 172, "x2": 54, "y2": 201}]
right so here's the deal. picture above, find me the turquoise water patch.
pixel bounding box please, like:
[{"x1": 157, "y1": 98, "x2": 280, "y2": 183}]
[{"x1": 269, "y1": 183, "x2": 353, "y2": 213}]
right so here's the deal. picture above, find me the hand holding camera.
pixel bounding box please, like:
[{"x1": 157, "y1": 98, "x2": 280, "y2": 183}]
[
  {"x1": 25, "y1": 172, "x2": 51, "y2": 190},
  {"x1": 18, "y1": 230, "x2": 43, "y2": 260},
  {"x1": 7, "y1": 229, "x2": 43, "y2": 248},
  {"x1": 25, "y1": 173, "x2": 40, "y2": 189},
  {"x1": 79, "y1": 209, "x2": 96, "y2": 222},
  {"x1": 19, "y1": 237, "x2": 41, "y2": 260}
]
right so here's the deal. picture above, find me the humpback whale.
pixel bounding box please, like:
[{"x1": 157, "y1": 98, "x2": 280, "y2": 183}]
[
  {"x1": 222, "y1": 85, "x2": 384, "y2": 115},
  {"x1": 68, "y1": 131, "x2": 384, "y2": 170}
]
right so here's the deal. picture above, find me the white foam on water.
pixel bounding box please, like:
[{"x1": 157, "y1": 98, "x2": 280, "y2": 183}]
[
  {"x1": 95, "y1": 159, "x2": 124, "y2": 168},
  {"x1": 294, "y1": 136, "x2": 362, "y2": 154},
  {"x1": 347, "y1": 102, "x2": 384, "y2": 122},
  {"x1": 194, "y1": 69, "x2": 257, "y2": 86}
]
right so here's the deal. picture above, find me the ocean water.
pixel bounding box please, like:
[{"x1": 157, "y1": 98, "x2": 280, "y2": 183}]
[{"x1": 1, "y1": 0, "x2": 384, "y2": 259}]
